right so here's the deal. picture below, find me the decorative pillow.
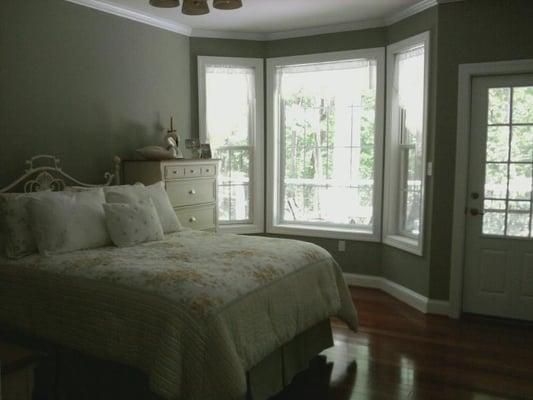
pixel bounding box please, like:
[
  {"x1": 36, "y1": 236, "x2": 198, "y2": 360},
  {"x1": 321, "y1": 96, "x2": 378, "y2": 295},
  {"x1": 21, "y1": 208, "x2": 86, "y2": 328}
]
[
  {"x1": 105, "y1": 183, "x2": 182, "y2": 234},
  {"x1": 28, "y1": 188, "x2": 111, "y2": 255},
  {"x1": 103, "y1": 199, "x2": 164, "y2": 247},
  {"x1": 0, "y1": 192, "x2": 45, "y2": 259}
]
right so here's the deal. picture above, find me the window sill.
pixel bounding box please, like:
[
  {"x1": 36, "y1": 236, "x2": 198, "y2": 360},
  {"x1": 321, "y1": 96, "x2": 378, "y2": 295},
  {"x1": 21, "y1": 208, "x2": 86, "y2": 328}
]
[
  {"x1": 267, "y1": 223, "x2": 379, "y2": 242},
  {"x1": 219, "y1": 224, "x2": 264, "y2": 235},
  {"x1": 383, "y1": 234, "x2": 422, "y2": 256}
]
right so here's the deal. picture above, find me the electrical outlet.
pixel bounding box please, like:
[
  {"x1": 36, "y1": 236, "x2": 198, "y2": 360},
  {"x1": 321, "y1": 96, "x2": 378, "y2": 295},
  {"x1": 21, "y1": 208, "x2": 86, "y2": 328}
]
[{"x1": 338, "y1": 240, "x2": 346, "y2": 252}]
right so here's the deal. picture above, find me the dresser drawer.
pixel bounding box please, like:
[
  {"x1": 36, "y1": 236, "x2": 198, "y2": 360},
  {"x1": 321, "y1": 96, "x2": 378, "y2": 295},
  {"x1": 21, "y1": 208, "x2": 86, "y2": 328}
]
[
  {"x1": 184, "y1": 165, "x2": 202, "y2": 178},
  {"x1": 166, "y1": 179, "x2": 215, "y2": 207},
  {"x1": 201, "y1": 165, "x2": 216, "y2": 177},
  {"x1": 175, "y1": 205, "x2": 216, "y2": 230},
  {"x1": 164, "y1": 165, "x2": 185, "y2": 180}
]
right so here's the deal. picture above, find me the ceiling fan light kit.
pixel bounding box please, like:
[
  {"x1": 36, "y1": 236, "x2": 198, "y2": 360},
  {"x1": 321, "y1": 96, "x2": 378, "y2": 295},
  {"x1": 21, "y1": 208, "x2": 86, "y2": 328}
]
[
  {"x1": 213, "y1": 0, "x2": 242, "y2": 10},
  {"x1": 149, "y1": 0, "x2": 179, "y2": 7},
  {"x1": 150, "y1": 0, "x2": 242, "y2": 14}
]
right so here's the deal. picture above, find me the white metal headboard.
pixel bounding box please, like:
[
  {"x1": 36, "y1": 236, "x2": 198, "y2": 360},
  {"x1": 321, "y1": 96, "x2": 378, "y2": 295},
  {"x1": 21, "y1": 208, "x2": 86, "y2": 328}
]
[{"x1": 0, "y1": 154, "x2": 122, "y2": 193}]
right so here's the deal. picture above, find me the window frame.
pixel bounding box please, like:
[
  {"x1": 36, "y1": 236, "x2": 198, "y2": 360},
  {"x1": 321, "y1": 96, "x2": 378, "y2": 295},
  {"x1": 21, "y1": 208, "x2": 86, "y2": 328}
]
[
  {"x1": 266, "y1": 48, "x2": 386, "y2": 242},
  {"x1": 383, "y1": 31, "x2": 430, "y2": 256},
  {"x1": 198, "y1": 56, "x2": 265, "y2": 234}
]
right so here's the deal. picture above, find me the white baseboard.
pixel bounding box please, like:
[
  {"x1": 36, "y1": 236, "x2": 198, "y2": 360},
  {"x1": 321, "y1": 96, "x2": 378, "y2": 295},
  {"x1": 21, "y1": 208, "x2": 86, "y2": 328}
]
[{"x1": 343, "y1": 273, "x2": 450, "y2": 316}]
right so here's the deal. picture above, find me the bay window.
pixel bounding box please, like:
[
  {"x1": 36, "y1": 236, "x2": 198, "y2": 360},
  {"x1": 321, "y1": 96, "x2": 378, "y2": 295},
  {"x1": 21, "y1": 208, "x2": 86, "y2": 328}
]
[
  {"x1": 267, "y1": 49, "x2": 385, "y2": 240},
  {"x1": 198, "y1": 56, "x2": 264, "y2": 233},
  {"x1": 383, "y1": 32, "x2": 430, "y2": 255}
]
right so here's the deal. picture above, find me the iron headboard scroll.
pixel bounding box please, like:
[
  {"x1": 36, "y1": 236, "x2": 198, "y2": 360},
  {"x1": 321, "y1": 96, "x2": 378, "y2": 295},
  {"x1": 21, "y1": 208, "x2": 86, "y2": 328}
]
[{"x1": 0, "y1": 155, "x2": 122, "y2": 194}]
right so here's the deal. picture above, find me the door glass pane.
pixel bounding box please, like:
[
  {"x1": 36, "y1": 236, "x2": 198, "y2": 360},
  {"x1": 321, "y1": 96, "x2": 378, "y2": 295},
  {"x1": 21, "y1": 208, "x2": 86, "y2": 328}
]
[
  {"x1": 482, "y1": 85, "x2": 533, "y2": 238},
  {"x1": 511, "y1": 126, "x2": 533, "y2": 162},
  {"x1": 484, "y1": 163, "x2": 508, "y2": 199},
  {"x1": 483, "y1": 212, "x2": 506, "y2": 235},
  {"x1": 488, "y1": 87, "x2": 510, "y2": 125},
  {"x1": 512, "y1": 86, "x2": 533, "y2": 124},
  {"x1": 509, "y1": 164, "x2": 531, "y2": 200},
  {"x1": 486, "y1": 126, "x2": 509, "y2": 162}
]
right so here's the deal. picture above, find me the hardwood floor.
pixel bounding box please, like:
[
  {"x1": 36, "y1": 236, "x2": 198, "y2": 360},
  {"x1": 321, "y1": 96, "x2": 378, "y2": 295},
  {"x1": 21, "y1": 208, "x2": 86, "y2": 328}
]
[{"x1": 273, "y1": 287, "x2": 533, "y2": 400}]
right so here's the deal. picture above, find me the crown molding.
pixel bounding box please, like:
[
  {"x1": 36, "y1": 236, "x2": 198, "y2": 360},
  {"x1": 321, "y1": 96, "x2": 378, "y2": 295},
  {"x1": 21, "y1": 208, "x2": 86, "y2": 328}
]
[
  {"x1": 65, "y1": 0, "x2": 192, "y2": 36},
  {"x1": 65, "y1": 0, "x2": 441, "y2": 41},
  {"x1": 385, "y1": 0, "x2": 438, "y2": 25}
]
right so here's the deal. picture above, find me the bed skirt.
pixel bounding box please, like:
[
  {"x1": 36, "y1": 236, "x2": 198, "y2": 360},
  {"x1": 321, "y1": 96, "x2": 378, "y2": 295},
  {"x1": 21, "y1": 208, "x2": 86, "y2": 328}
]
[{"x1": 1, "y1": 319, "x2": 333, "y2": 400}]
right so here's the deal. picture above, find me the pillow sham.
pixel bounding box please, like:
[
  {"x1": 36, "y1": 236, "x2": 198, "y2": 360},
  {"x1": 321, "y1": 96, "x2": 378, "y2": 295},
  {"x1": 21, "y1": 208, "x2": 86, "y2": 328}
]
[
  {"x1": 105, "y1": 182, "x2": 182, "y2": 234},
  {"x1": 28, "y1": 188, "x2": 111, "y2": 255},
  {"x1": 103, "y1": 199, "x2": 164, "y2": 247},
  {"x1": 0, "y1": 192, "x2": 45, "y2": 259}
]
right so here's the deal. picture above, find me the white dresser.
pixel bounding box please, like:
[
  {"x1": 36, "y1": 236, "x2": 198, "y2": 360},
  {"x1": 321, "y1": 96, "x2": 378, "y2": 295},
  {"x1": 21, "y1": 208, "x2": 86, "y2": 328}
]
[{"x1": 123, "y1": 159, "x2": 219, "y2": 232}]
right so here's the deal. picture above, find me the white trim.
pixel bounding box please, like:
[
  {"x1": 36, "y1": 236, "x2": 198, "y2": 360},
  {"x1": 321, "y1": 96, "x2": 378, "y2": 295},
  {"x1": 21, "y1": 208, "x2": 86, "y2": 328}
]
[
  {"x1": 383, "y1": 31, "x2": 430, "y2": 256},
  {"x1": 450, "y1": 58, "x2": 533, "y2": 319},
  {"x1": 65, "y1": 0, "x2": 439, "y2": 40},
  {"x1": 344, "y1": 273, "x2": 450, "y2": 316},
  {"x1": 65, "y1": 0, "x2": 191, "y2": 36},
  {"x1": 385, "y1": 0, "x2": 437, "y2": 25},
  {"x1": 197, "y1": 56, "x2": 265, "y2": 234},
  {"x1": 266, "y1": 48, "x2": 385, "y2": 242}
]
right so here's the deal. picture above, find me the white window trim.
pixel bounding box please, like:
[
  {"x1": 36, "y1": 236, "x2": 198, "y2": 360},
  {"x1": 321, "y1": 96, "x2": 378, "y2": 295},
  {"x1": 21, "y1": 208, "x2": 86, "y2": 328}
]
[
  {"x1": 383, "y1": 31, "x2": 430, "y2": 256},
  {"x1": 198, "y1": 56, "x2": 265, "y2": 234},
  {"x1": 266, "y1": 48, "x2": 386, "y2": 242}
]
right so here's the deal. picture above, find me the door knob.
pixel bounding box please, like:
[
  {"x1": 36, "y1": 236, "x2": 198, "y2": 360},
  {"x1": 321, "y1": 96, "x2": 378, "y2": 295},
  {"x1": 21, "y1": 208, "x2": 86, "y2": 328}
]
[{"x1": 470, "y1": 208, "x2": 484, "y2": 216}]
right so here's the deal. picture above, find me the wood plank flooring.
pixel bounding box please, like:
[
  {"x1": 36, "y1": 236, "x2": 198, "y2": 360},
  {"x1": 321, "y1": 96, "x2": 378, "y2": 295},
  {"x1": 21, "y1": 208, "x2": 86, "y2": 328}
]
[{"x1": 273, "y1": 287, "x2": 533, "y2": 400}]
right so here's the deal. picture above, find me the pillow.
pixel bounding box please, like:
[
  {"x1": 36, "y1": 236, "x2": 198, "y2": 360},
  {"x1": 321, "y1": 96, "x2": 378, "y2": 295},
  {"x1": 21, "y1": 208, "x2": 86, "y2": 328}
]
[
  {"x1": 28, "y1": 188, "x2": 111, "y2": 255},
  {"x1": 105, "y1": 183, "x2": 182, "y2": 234},
  {"x1": 0, "y1": 192, "x2": 46, "y2": 259},
  {"x1": 103, "y1": 199, "x2": 164, "y2": 247}
]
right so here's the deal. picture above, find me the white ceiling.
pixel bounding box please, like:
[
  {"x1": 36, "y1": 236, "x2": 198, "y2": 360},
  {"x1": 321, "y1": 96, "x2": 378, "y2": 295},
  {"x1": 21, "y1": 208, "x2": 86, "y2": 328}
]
[{"x1": 68, "y1": 0, "x2": 439, "y2": 39}]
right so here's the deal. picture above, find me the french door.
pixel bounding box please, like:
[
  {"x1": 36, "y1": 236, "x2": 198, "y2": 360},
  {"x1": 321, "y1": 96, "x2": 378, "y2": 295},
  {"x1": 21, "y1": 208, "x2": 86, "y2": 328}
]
[{"x1": 463, "y1": 74, "x2": 533, "y2": 321}]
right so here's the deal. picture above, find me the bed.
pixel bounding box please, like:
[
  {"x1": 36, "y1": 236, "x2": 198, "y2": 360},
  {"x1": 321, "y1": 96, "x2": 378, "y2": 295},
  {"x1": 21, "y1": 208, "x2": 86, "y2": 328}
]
[{"x1": 0, "y1": 155, "x2": 358, "y2": 400}]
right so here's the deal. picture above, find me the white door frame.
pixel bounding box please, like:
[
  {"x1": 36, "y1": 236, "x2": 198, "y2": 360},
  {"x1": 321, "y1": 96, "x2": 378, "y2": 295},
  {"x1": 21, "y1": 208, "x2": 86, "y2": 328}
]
[{"x1": 449, "y1": 59, "x2": 533, "y2": 318}]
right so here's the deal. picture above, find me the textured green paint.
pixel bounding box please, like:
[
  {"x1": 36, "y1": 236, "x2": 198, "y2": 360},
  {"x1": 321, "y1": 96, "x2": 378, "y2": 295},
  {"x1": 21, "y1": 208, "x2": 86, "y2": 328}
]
[
  {"x1": 0, "y1": 0, "x2": 191, "y2": 185},
  {"x1": 265, "y1": 28, "x2": 387, "y2": 58},
  {"x1": 429, "y1": 0, "x2": 533, "y2": 299}
]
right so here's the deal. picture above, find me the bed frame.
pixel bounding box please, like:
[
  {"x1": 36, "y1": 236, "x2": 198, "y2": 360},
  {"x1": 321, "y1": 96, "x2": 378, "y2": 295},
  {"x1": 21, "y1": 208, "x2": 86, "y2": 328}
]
[{"x1": 0, "y1": 154, "x2": 122, "y2": 194}]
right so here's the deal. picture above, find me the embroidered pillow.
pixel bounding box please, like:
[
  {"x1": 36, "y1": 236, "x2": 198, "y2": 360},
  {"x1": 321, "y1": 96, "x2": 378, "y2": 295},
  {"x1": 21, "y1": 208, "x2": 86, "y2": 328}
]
[
  {"x1": 103, "y1": 199, "x2": 164, "y2": 247},
  {"x1": 105, "y1": 183, "x2": 182, "y2": 234},
  {"x1": 0, "y1": 192, "x2": 46, "y2": 259},
  {"x1": 28, "y1": 188, "x2": 111, "y2": 255}
]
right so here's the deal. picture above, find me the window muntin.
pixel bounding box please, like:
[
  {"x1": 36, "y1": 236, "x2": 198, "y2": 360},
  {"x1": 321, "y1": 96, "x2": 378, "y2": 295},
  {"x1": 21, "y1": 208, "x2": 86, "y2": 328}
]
[{"x1": 482, "y1": 86, "x2": 533, "y2": 237}]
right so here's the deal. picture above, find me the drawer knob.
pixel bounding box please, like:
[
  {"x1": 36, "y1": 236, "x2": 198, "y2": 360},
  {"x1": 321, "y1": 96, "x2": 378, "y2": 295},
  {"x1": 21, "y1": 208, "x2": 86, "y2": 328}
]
[
  {"x1": 190, "y1": 169, "x2": 195, "y2": 173},
  {"x1": 172, "y1": 170, "x2": 178, "y2": 174},
  {"x1": 189, "y1": 189, "x2": 196, "y2": 195},
  {"x1": 189, "y1": 217, "x2": 197, "y2": 223},
  {"x1": 205, "y1": 169, "x2": 210, "y2": 173}
]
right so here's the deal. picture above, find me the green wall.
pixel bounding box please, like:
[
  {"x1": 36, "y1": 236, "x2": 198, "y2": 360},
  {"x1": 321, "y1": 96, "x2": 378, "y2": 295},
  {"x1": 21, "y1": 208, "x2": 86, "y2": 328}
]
[
  {"x1": 0, "y1": 0, "x2": 191, "y2": 185},
  {"x1": 429, "y1": 0, "x2": 533, "y2": 299}
]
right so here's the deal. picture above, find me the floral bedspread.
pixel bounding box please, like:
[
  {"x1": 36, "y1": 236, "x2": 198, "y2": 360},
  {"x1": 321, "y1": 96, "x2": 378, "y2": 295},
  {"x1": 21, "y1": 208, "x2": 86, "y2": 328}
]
[{"x1": 0, "y1": 229, "x2": 357, "y2": 400}]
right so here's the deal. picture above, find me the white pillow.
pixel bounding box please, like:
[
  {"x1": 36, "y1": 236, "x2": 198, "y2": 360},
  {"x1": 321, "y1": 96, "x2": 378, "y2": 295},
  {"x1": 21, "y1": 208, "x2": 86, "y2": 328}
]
[
  {"x1": 28, "y1": 189, "x2": 111, "y2": 255},
  {"x1": 103, "y1": 199, "x2": 164, "y2": 247},
  {"x1": 105, "y1": 183, "x2": 182, "y2": 234},
  {"x1": 0, "y1": 192, "x2": 46, "y2": 259}
]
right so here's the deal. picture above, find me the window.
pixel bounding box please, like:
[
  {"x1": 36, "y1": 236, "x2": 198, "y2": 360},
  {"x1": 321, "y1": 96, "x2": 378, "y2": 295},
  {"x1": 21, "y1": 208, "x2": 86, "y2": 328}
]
[
  {"x1": 198, "y1": 56, "x2": 264, "y2": 233},
  {"x1": 383, "y1": 32, "x2": 430, "y2": 255},
  {"x1": 267, "y1": 49, "x2": 385, "y2": 241}
]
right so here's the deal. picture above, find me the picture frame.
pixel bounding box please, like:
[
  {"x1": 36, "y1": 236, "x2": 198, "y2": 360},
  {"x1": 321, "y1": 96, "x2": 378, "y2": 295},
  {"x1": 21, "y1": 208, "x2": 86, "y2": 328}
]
[{"x1": 200, "y1": 144, "x2": 212, "y2": 159}]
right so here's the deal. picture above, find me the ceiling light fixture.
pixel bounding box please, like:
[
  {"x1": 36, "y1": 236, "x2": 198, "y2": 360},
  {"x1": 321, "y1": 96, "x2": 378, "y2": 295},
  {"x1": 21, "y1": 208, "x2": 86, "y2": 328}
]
[
  {"x1": 150, "y1": 0, "x2": 242, "y2": 15},
  {"x1": 213, "y1": 0, "x2": 242, "y2": 10},
  {"x1": 182, "y1": 0, "x2": 209, "y2": 15},
  {"x1": 149, "y1": 0, "x2": 179, "y2": 7}
]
